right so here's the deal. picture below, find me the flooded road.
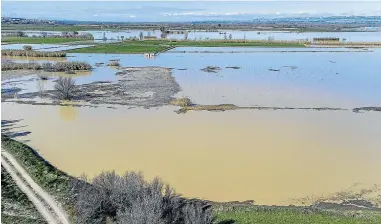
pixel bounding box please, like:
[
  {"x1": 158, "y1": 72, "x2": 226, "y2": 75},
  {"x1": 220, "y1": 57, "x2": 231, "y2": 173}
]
[{"x1": 2, "y1": 103, "x2": 381, "y2": 205}]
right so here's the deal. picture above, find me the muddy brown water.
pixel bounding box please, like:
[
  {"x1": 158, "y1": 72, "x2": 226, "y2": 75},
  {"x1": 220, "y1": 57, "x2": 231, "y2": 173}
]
[
  {"x1": 2, "y1": 103, "x2": 381, "y2": 205},
  {"x1": 2, "y1": 49, "x2": 381, "y2": 205}
]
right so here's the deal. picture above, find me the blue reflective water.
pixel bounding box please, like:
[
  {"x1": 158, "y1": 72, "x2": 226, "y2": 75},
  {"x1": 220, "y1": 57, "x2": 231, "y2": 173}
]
[
  {"x1": 66, "y1": 48, "x2": 381, "y2": 108},
  {"x1": 3, "y1": 48, "x2": 380, "y2": 108}
]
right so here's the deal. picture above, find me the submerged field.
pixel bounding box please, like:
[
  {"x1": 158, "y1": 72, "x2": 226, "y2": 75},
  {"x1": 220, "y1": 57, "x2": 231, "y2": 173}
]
[
  {"x1": 1, "y1": 43, "x2": 381, "y2": 223},
  {"x1": 2, "y1": 135, "x2": 381, "y2": 224}
]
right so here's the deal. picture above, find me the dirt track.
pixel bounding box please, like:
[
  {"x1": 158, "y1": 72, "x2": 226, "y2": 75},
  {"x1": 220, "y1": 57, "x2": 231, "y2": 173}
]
[{"x1": 1, "y1": 150, "x2": 70, "y2": 224}]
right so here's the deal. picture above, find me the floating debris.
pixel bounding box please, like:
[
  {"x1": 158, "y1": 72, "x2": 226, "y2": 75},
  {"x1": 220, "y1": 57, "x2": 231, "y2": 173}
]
[
  {"x1": 226, "y1": 66, "x2": 241, "y2": 69},
  {"x1": 201, "y1": 66, "x2": 222, "y2": 73},
  {"x1": 282, "y1": 66, "x2": 298, "y2": 70},
  {"x1": 95, "y1": 62, "x2": 105, "y2": 67},
  {"x1": 268, "y1": 68, "x2": 280, "y2": 72}
]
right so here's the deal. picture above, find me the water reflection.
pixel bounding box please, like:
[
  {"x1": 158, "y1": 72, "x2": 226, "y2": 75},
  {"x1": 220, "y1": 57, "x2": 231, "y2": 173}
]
[{"x1": 58, "y1": 105, "x2": 78, "y2": 122}]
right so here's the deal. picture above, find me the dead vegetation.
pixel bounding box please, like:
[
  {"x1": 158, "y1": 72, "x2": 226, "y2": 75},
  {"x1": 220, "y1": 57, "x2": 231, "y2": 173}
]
[
  {"x1": 170, "y1": 97, "x2": 193, "y2": 107},
  {"x1": 54, "y1": 77, "x2": 76, "y2": 100},
  {"x1": 68, "y1": 171, "x2": 214, "y2": 224},
  {"x1": 1, "y1": 61, "x2": 91, "y2": 72},
  {"x1": 1, "y1": 50, "x2": 66, "y2": 57}
]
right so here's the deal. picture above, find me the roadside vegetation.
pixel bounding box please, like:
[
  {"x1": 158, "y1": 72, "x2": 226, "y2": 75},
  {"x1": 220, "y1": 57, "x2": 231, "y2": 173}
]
[
  {"x1": 70, "y1": 171, "x2": 214, "y2": 223},
  {"x1": 1, "y1": 61, "x2": 91, "y2": 71},
  {"x1": 2, "y1": 49, "x2": 66, "y2": 57}
]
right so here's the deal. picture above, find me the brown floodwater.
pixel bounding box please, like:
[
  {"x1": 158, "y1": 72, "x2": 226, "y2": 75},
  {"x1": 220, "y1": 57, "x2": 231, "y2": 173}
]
[{"x1": 2, "y1": 103, "x2": 381, "y2": 205}]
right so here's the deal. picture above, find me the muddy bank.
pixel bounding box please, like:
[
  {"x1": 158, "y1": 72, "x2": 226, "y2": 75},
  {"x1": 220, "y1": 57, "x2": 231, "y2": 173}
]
[{"x1": 2, "y1": 66, "x2": 181, "y2": 108}]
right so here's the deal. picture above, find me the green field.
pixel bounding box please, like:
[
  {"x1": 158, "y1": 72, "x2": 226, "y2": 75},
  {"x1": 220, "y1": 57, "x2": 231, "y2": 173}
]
[
  {"x1": 215, "y1": 210, "x2": 381, "y2": 224},
  {"x1": 67, "y1": 42, "x2": 171, "y2": 53},
  {"x1": 1, "y1": 37, "x2": 88, "y2": 44},
  {"x1": 67, "y1": 40, "x2": 304, "y2": 53}
]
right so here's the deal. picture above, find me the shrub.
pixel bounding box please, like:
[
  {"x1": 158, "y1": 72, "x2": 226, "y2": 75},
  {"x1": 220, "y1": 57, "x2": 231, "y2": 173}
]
[
  {"x1": 36, "y1": 79, "x2": 46, "y2": 97},
  {"x1": 170, "y1": 97, "x2": 193, "y2": 107},
  {"x1": 2, "y1": 61, "x2": 91, "y2": 72},
  {"x1": 23, "y1": 45, "x2": 33, "y2": 51},
  {"x1": 42, "y1": 62, "x2": 91, "y2": 72},
  {"x1": 2, "y1": 50, "x2": 66, "y2": 57},
  {"x1": 54, "y1": 77, "x2": 76, "y2": 100},
  {"x1": 1, "y1": 62, "x2": 41, "y2": 71},
  {"x1": 69, "y1": 171, "x2": 214, "y2": 224}
]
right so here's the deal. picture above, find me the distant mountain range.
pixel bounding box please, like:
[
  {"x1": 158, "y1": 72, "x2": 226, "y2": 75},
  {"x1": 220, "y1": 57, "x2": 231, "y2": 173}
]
[{"x1": 2, "y1": 16, "x2": 381, "y2": 27}]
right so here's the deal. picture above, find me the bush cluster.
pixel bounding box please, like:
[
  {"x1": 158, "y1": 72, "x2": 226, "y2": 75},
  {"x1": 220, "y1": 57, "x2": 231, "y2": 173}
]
[{"x1": 69, "y1": 171, "x2": 214, "y2": 224}]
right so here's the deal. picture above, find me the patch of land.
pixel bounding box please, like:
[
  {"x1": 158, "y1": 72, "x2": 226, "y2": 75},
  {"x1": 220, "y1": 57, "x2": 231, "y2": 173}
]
[
  {"x1": 169, "y1": 97, "x2": 380, "y2": 114},
  {"x1": 3, "y1": 66, "x2": 181, "y2": 108},
  {"x1": 3, "y1": 18, "x2": 381, "y2": 32},
  {"x1": 1, "y1": 166, "x2": 47, "y2": 224},
  {"x1": 67, "y1": 40, "x2": 306, "y2": 53},
  {"x1": 67, "y1": 42, "x2": 171, "y2": 54}
]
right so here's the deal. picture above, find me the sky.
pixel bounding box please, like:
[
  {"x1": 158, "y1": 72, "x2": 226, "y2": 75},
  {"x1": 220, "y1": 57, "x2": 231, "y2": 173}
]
[{"x1": 2, "y1": 1, "x2": 381, "y2": 22}]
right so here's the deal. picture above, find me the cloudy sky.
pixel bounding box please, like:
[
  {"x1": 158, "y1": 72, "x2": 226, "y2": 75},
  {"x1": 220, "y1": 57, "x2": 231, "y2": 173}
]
[{"x1": 2, "y1": 1, "x2": 381, "y2": 22}]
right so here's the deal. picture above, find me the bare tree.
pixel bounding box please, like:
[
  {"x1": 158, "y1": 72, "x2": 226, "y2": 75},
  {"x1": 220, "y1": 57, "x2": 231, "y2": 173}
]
[
  {"x1": 16, "y1": 31, "x2": 26, "y2": 37},
  {"x1": 229, "y1": 33, "x2": 232, "y2": 40},
  {"x1": 102, "y1": 34, "x2": 107, "y2": 41},
  {"x1": 121, "y1": 36, "x2": 124, "y2": 41},
  {"x1": 54, "y1": 77, "x2": 76, "y2": 100},
  {"x1": 139, "y1": 31, "x2": 144, "y2": 41},
  {"x1": 36, "y1": 79, "x2": 46, "y2": 97},
  {"x1": 41, "y1": 32, "x2": 48, "y2": 38}
]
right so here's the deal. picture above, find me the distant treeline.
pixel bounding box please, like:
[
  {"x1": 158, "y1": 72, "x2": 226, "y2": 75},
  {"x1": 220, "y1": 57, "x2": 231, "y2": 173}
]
[
  {"x1": 2, "y1": 61, "x2": 91, "y2": 71},
  {"x1": 2, "y1": 49, "x2": 66, "y2": 57}
]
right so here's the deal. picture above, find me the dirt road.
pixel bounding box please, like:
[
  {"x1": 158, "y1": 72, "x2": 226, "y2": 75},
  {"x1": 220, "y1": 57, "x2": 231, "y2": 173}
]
[{"x1": 1, "y1": 150, "x2": 70, "y2": 224}]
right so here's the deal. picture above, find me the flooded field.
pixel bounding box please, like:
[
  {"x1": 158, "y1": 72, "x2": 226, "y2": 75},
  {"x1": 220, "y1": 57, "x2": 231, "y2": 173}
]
[
  {"x1": 2, "y1": 48, "x2": 381, "y2": 205},
  {"x1": 5, "y1": 29, "x2": 381, "y2": 42},
  {"x1": 2, "y1": 104, "x2": 381, "y2": 205}
]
